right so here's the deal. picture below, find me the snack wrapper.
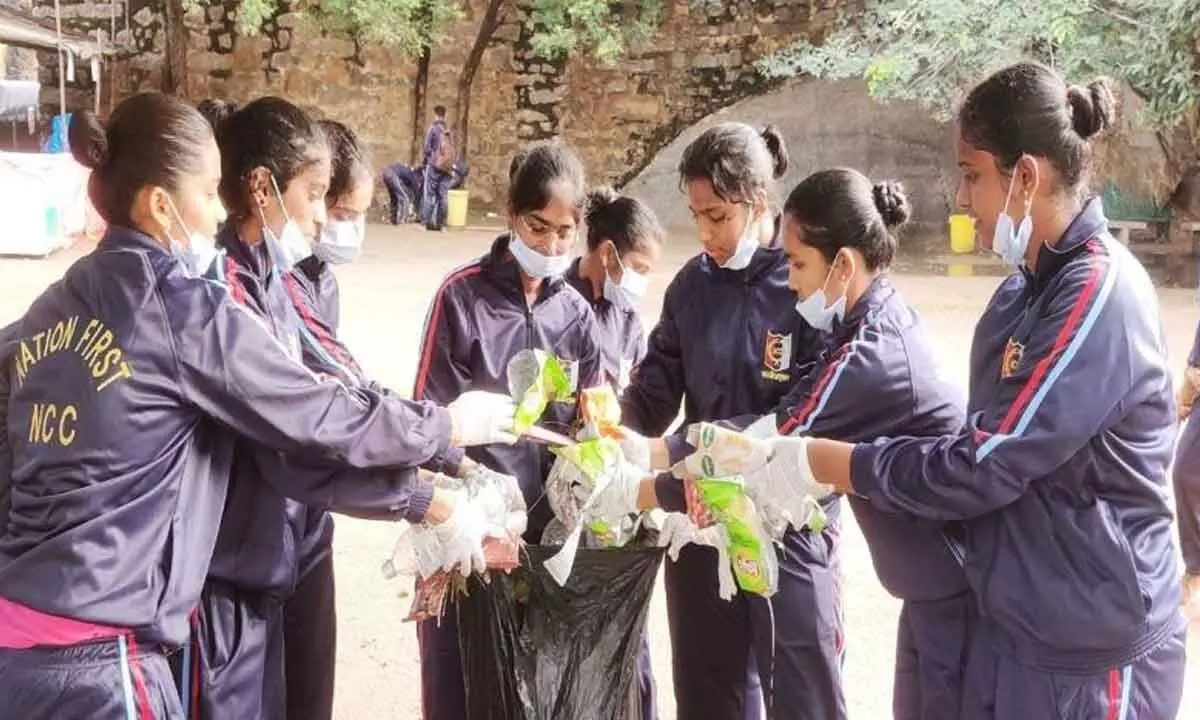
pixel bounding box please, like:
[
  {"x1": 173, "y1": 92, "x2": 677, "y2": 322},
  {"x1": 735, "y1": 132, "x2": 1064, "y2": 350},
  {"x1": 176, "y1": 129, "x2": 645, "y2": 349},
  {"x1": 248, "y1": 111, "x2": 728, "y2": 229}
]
[
  {"x1": 507, "y1": 349, "x2": 573, "y2": 434},
  {"x1": 693, "y1": 477, "x2": 779, "y2": 597},
  {"x1": 681, "y1": 422, "x2": 772, "y2": 478}
]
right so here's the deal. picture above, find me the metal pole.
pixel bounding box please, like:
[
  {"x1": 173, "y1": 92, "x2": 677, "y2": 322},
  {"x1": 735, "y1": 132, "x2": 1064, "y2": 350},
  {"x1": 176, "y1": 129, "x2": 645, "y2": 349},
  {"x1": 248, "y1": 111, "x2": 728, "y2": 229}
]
[{"x1": 54, "y1": 0, "x2": 65, "y2": 118}]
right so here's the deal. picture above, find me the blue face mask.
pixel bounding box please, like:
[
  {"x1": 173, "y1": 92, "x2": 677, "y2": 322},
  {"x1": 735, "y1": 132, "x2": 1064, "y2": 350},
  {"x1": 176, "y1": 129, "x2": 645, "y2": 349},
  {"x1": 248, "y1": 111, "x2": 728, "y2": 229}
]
[
  {"x1": 794, "y1": 253, "x2": 849, "y2": 333},
  {"x1": 992, "y1": 167, "x2": 1034, "y2": 267}
]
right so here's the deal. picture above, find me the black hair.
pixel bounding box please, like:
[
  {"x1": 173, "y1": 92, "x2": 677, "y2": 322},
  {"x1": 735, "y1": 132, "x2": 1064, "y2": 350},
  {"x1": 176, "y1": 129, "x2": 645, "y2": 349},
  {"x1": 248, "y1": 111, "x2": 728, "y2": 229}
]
[
  {"x1": 783, "y1": 168, "x2": 910, "y2": 271},
  {"x1": 216, "y1": 96, "x2": 327, "y2": 219},
  {"x1": 508, "y1": 149, "x2": 529, "y2": 183},
  {"x1": 434, "y1": 105, "x2": 447, "y2": 117},
  {"x1": 196, "y1": 98, "x2": 238, "y2": 132},
  {"x1": 318, "y1": 119, "x2": 372, "y2": 203},
  {"x1": 584, "y1": 186, "x2": 664, "y2": 255},
  {"x1": 69, "y1": 93, "x2": 213, "y2": 228},
  {"x1": 506, "y1": 141, "x2": 586, "y2": 217},
  {"x1": 678, "y1": 122, "x2": 789, "y2": 202},
  {"x1": 959, "y1": 62, "x2": 1115, "y2": 191}
]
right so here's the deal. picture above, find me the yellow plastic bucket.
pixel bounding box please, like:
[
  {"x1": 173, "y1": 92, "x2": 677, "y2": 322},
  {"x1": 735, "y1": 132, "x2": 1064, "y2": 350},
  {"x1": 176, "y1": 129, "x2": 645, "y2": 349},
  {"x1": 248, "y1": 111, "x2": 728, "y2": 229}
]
[
  {"x1": 949, "y1": 214, "x2": 975, "y2": 253},
  {"x1": 447, "y1": 189, "x2": 470, "y2": 228}
]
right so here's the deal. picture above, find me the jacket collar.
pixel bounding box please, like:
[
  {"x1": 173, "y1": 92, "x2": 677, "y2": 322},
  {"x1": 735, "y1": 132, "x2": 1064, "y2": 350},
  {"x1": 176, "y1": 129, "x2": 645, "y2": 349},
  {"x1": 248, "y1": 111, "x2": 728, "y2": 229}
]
[
  {"x1": 1024, "y1": 196, "x2": 1108, "y2": 290},
  {"x1": 831, "y1": 274, "x2": 894, "y2": 344}
]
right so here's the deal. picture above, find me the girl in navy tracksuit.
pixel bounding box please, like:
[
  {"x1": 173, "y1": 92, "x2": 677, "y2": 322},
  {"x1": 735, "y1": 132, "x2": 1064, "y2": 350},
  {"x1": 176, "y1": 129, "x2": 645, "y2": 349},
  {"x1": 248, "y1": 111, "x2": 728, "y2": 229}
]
[
  {"x1": 619, "y1": 123, "x2": 837, "y2": 720},
  {"x1": 414, "y1": 142, "x2": 602, "y2": 720},
  {"x1": 793, "y1": 64, "x2": 1187, "y2": 718},
  {"x1": 766, "y1": 170, "x2": 971, "y2": 719},
  {"x1": 0, "y1": 95, "x2": 484, "y2": 720},
  {"x1": 563, "y1": 186, "x2": 665, "y2": 718},
  {"x1": 191, "y1": 100, "x2": 515, "y2": 720}
]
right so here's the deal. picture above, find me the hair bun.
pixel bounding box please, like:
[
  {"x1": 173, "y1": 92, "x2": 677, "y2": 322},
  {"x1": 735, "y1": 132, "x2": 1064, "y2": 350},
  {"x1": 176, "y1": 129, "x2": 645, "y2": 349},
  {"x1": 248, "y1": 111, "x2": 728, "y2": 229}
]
[
  {"x1": 872, "y1": 180, "x2": 911, "y2": 229},
  {"x1": 760, "y1": 124, "x2": 789, "y2": 179},
  {"x1": 68, "y1": 110, "x2": 108, "y2": 170},
  {"x1": 1067, "y1": 79, "x2": 1115, "y2": 140},
  {"x1": 586, "y1": 185, "x2": 619, "y2": 213}
]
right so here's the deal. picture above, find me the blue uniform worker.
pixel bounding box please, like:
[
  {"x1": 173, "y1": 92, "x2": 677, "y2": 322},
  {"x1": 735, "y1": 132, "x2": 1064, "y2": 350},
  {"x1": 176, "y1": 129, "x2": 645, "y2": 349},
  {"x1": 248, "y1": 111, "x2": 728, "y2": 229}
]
[
  {"x1": 748, "y1": 170, "x2": 972, "y2": 720},
  {"x1": 621, "y1": 123, "x2": 839, "y2": 720},
  {"x1": 414, "y1": 233, "x2": 601, "y2": 719},
  {"x1": 382, "y1": 162, "x2": 421, "y2": 225},
  {"x1": 421, "y1": 107, "x2": 452, "y2": 230},
  {"x1": 799, "y1": 65, "x2": 1188, "y2": 719},
  {"x1": 564, "y1": 185, "x2": 666, "y2": 719},
  {"x1": 415, "y1": 136, "x2": 599, "y2": 720}
]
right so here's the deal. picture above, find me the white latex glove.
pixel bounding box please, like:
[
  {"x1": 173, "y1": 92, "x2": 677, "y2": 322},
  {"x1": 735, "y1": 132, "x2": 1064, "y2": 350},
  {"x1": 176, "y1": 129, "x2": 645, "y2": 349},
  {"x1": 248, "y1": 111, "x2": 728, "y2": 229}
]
[
  {"x1": 577, "y1": 454, "x2": 646, "y2": 522},
  {"x1": 617, "y1": 427, "x2": 652, "y2": 470},
  {"x1": 464, "y1": 464, "x2": 527, "y2": 535},
  {"x1": 429, "y1": 489, "x2": 491, "y2": 578},
  {"x1": 680, "y1": 422, "x2": 772, "y2": 478},
  {"x1": 1183, "y1": 573, "x2": 1200, "y2": 621},
  {"x1": 742, "y1": 436, "x2": 833, "y2": 532},
  {"x1": 448, "y1": 390, "x2": 518, "y2": 446},
  {"x1": 656, "y1": 513, "x2": 737, "y2": 600}
]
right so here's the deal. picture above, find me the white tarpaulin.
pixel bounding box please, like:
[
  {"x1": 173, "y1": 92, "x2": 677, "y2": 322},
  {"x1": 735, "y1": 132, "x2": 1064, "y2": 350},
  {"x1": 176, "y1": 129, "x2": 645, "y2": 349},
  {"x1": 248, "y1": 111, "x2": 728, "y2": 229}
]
[{"x1": 0, "y1": 151, "x2": 88, "y2": 257}]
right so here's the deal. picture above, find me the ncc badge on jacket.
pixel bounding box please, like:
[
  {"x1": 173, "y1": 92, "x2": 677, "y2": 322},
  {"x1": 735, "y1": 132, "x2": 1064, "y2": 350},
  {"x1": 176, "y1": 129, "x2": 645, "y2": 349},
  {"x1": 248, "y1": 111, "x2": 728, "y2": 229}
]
[
  {"x1": 762, "y1": 330, "x2": 792, "y2": 383},
  {"x1": 1000, "y1": 338, "x2": 1024, "y2": 379}
]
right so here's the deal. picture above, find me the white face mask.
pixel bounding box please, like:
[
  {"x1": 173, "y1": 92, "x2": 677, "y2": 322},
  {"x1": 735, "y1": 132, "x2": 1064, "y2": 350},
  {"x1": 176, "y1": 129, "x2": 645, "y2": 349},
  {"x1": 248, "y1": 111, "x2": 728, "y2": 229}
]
[
  {"x1": 510, "y1": 230, "x2": 573, "y2": 279},
  {"x1": 992, "y1": 168, "x2": 1034, "y2": 267},
  {"x1": 602, "y1": 245, "x2": 648, "y2": 309},
  {"x1": 314, "y1": 217, "x2": 365, "y2": 265},
  {"x1": 165, "y1": 197, "x2": 221, "y2": 278},
  {"x1": 261, "y1": 175, "x2": 312, "y2": 270},
  {"x1": 718, "y1": 208, "x2": 762, "y2": 271},
  {"x1": 794, "y1": 253, "x2": 851, "y2": 333}
]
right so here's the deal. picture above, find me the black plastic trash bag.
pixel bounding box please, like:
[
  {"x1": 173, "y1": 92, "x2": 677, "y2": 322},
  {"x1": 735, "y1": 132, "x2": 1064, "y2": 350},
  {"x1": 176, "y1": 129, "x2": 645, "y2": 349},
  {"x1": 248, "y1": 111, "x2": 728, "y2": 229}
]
[{"x1": 457, "y1": 544, "x2": 664, "y2": 720}]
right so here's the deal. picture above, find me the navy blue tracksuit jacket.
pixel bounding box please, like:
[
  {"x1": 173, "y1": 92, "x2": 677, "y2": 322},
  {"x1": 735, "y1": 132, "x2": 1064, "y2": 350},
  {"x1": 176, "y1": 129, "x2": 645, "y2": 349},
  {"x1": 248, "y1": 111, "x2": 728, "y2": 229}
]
[
  {"x1": 767, "y1": 276, "x2": 971, "y2": 719},
  {"x1": 620, "y1": 242, "x2": 842, "y2": 720},
  {"x1": 852, "y1": 199, "x2": 1188, "y2": 718},
  {"x1": 0, "y1": 227, "x2": 449, "y2": 718},
  {"x1": 413, "y1": 233, "x2": 601, "y2": 720}
]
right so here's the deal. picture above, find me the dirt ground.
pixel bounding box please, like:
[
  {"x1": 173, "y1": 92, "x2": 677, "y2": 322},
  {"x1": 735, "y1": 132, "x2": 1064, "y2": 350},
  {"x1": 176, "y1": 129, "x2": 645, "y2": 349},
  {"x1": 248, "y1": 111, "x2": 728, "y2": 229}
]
[{"x1": 1, "y1": 223, "x2": 1198, "y2": 718}]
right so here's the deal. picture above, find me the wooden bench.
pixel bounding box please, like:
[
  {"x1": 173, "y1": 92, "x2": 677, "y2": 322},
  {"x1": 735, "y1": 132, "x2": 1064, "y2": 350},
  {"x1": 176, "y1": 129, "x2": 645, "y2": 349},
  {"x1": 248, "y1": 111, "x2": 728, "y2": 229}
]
[{"x1": 1109, "y1": 220, "x2": 1148, "y2": 245}]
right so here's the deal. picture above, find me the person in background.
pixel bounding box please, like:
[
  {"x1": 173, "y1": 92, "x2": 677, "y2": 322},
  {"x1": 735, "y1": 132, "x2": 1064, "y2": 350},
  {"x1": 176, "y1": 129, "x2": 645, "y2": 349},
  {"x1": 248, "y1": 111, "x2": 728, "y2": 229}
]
[
  {"x1": 421, "y1": 105, "x2": 454, "y2": 232},
  {"x1": 382, "y1": 161, "x2": 422, "y2": 225},
  {"x1": 618, "y1": 122, "x2": 836, "y2": 720},
  {"x1": 764, "y1": 63, "x2": 1188, "y2": 719},
  {"x1": 414, "y1": 141, "x2": 602, "y2": 720}
]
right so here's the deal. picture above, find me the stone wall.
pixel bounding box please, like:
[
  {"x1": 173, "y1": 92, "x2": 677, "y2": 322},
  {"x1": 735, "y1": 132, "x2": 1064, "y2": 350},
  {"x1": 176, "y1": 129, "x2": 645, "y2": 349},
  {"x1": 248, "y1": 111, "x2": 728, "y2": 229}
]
[{"x1": 33, "y1": 0, "x2": 852, "y2": 214}]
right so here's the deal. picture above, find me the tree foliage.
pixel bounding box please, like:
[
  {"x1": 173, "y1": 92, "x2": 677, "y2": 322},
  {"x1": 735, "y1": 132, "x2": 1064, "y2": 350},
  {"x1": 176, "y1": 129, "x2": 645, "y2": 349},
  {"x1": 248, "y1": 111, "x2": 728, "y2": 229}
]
[
  {"x1": 760, "y1": 0, "x2": 1200, "y2": 134},
  {"x1": 197, "y1": 0, "x2": 663, "y2": 61}
]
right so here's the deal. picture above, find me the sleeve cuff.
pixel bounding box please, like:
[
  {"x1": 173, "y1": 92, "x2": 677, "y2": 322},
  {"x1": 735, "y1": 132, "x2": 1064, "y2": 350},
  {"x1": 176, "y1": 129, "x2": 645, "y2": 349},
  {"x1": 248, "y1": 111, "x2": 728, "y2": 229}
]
[
  {"x1": 403, "y1": 482, "x2": 436, "y2": 523},
  {"x1": 849, "y1": 441, "x2": 884, "y2": 499},
  {"x1": 654, "y1": 472, "x2": 687, "y2": 513},
  {"x1": 663, "y1": 432, "x2": 696, "y2": 467}
]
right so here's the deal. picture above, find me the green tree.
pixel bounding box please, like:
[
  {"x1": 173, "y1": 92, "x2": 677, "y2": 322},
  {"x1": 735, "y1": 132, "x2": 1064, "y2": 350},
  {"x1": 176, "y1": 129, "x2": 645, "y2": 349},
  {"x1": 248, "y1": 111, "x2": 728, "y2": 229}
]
[
  {"x1": 761, "y1": 0, "x2": 1200, "y2": 199},
  {"x1": 202, "y1": 1, "x2": 663, "y2": 161}
]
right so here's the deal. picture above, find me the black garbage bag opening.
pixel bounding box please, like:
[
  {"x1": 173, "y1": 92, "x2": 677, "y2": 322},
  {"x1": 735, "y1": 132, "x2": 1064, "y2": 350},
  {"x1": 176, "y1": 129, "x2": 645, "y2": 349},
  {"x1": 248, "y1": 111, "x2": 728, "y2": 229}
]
[{"x1": 457, "y1": 544, "x2": 664, "y2": 720}]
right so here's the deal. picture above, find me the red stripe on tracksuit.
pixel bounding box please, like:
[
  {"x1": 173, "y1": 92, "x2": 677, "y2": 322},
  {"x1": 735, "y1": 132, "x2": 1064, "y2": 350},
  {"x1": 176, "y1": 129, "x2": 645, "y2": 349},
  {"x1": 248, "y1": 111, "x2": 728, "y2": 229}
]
[
  {"x1": 997, "y1": 242, "x2": 1106, "y2": 434},
  {"x1": 224, "y1": 255, "x2": 247, "y2": 306},
  {"x1": 1106, "y1": 667, "x2": 1121, "y2": 720},
  {"x1": 413, "y1": 264, "x2": 483, "y2": 400},
  {"x1": 778, "y1": 343, "x2": 853, "y2": 435},
  {"x1": 125, "y1": 634, "x2": 154, "y2": 718},
  {"x1": 282, "y1": 273, "x2": 363, "y2": 376}
]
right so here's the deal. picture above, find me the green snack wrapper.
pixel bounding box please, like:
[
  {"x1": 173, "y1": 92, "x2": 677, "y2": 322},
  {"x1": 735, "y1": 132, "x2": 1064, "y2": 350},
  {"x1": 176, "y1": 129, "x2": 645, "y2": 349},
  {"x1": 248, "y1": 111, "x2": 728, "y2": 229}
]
[
  {"x1": 551, "y1": 438, "x2": 627, "y2": 544},
  {"x1": 694, "y1": 477, "x2": 779, "y2": 597},
  {"x1": 509, "y1": 350, "x2": 574, "y2": 434}
]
